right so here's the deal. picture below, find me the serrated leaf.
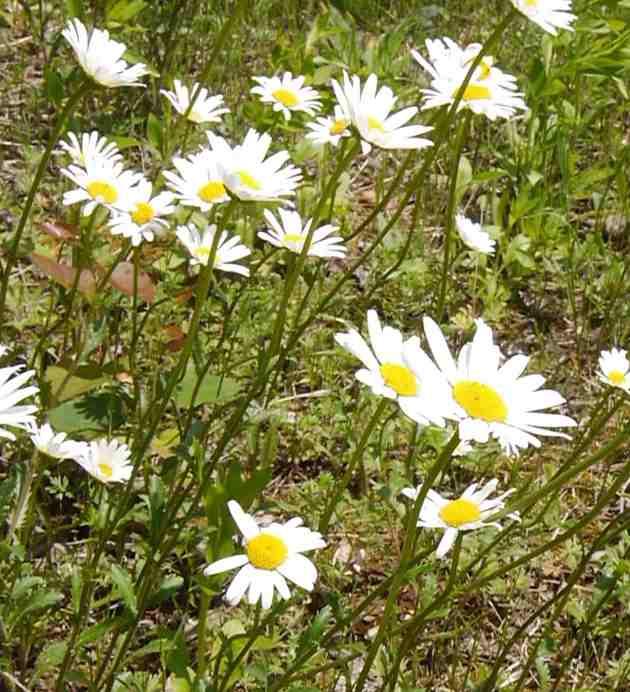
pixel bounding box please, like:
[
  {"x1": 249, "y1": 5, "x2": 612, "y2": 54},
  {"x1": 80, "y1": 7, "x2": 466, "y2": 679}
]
[
  {"x1": 111, "y1": 564, "x2": 138, "y2": 615},
  {"x1": 45, "y1": 365, "x2": 107, "y2": 403}
]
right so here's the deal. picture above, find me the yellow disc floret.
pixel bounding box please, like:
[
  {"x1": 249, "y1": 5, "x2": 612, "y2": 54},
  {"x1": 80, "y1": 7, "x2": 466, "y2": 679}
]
[
  {"x1": 329, "y1": 118, "x2": 348, "y2": 135},
  {"x1": 282, "y1": 232, "x2": 305, "y2": 248},
  {"x1": 380, "y1": 363, "x2": 418, "y2": 397},
  {"x1": 272, "y1": 88, "x2": 299, "y2": 107},
  {"x1": 197, "y1": 181, "x2": 226, "y2": 203},
  {"x1": 439, "y1": 498, "x2": 481, "y2": 528},
  {"x1": 247, "y1": 532, "x2": 288, "y2": 570},
  {"x1": 458, "y1": 84, "x2": 492, "y2": 101},
  {"x1": 608, "y1": 370, "x2": 626, "y2": 386},
  {"x1": 367, "y1": 116, "x2": 385, "y2": 133},
  {"x1": 453, "y1": 380, "x2": 508, "y2": 423},
  {"x1": 237, "y1": 171, "x2": 262, "y2": 191},
  {"x1": 131, "y1": 202, "x2": 155, "y2": 225},
  {"x1": 98, "y1": 463, "x2": 113, "y2": 479},
  {"x1": 87, "y1": 180, "x2": 118, "y2": 204}
]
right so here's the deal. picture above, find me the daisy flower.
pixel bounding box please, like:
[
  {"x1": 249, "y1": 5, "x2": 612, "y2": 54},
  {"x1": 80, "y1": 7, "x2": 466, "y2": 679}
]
[
  {"x1": 28, "y1": 422, "x2": 83, "y2": 459},
  {"x1": 160, "y1": 80, "x2": 229, "y2": 124},
  {"x1": 598, "y1": 348, "x2": 630, "y2": 393},
  {"x1": 331, "y1": 71, "x2": 433, "y2": 154},
  {"x1": 334, "y1": 310, "x2": 454, "y2": 427},
  {"x1": 73, "y1": 439, "x2": 132, "y2": 483},
  {"x1": 0, "y1": 361, "x2": 38, "y2": 440},
  {"x1": 62, "y1": 19, "x2": 148, "y2": 88},
  {"x1": 59, "y1": 131, "x2": 121, "y2": 167},
  {"x1": 108, "y1": 178, "x2": 175, "y2": 246},
  {"x1": 163, "y1": 150, "x2": 229, "y2": 211},
  {"x1": 206, "y1": 129, "x2": 302, "y2": 202},
  {"x1": 402, "y1": 479, "x2": 519, "y2": 558},
  {"x1": 422, "y1": 317, "x2": 577, "y2": 454},
  {"x1": 203, "y1": 500, "x2": 326, "y2": 609},
  {"x1": 411, "y1": 38, "x2": 527, "y2": 121},
  {"x1": 259, "y1": 208, "x2": 346, "y2": 258},
  {"x1": 511, "y1": 0, "x2": 576, "y2": 35},
  {"x1": 305, "y1": 105, "x2": 352, "y2": 147},
  {"x1": 61, "y1": 157, "x2": 142, "y2": 216},
  {"x1": 176, "y1": 224, "x2": 250, "y2": 277},
  {"x1": 251, "y1": 72, "x2": 321, "y2": 121},
  {"x1": 455, "y1": 213, "x2": 495, "y2": 255}
]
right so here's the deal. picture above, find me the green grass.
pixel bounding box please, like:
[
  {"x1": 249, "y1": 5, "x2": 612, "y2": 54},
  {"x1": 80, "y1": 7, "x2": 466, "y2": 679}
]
[{"x1": 0, "y1": 0, "x2": 629, "y2": 690}]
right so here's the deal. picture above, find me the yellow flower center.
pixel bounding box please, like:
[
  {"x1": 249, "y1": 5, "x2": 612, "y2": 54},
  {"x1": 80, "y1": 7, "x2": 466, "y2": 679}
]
[
  {"x1": 272, "y1": 88, "x2": 299, "y2": 107},
  {"x1": 367, "y1": 116, "x2": 385, "y2": 132},
  {"x1": 283, "y1": 232, "x2": 305, "y2": 248},
  {"x1": 193, "y1": 246, "x2": 212, "y2": 263},
  {"x1": 458, "y1": 84, "x2": 492, "y2": 101},
  {"x1": 188, "y1": 109, "x2": 204, "y2": 123},
  {"x1": 608, "y1": 370, "x2": 626, "y2": 386},
  {"x1": 237, "y1": 170, "x2": 262, "y2": 190},
  {"x1": 453, "y1": 380, "x2": 508, "y2": 423},
  {"x1": 246, "y1": 533, "x2": 288, "y2": 570},
  {"x1": 465, "y1": 56, "x2": 492, "y2": 80},
  {"x1": 87, "y1": 180, "x2": 118, "y2": 204},
  {"x1": 197, "y1": 181, "x2": 226, "y2": 203},
  {"x1": 131, "y1": 201, "x2": 155, "y2": 225},
  {"x1": 98, "y1": 463, "x2": 113, "y2": 479},
  {"x1": 379, "y1": 363, "x2": 418, "y2": 397},
  {"x1": 329, "y1": 118, "x2": 348, "y2": 135},
  {"x1": 439, "y1": 498, "x2": 481, "y2": 528},
  {"x1": 525, "y1": 0, "x2": 539, "y2": 7}
]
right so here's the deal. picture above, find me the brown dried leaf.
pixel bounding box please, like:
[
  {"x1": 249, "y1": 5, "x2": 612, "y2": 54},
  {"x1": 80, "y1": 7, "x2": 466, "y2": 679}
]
[
  {"x1": 164, "y1": 324, "x2": 186, "y2": 352},
  {"x1": 38, "y1": 220, "x2": 78, "y2": 242},
  {"x1": 30, "y1": 253, "x2": 98, "y2": 297},
  {"x1": 109, "y1": 262, "x2": 156, "y2": 303}
]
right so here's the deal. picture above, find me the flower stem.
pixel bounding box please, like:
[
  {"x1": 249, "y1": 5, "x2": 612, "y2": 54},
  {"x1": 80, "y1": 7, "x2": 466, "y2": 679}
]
[
  {"x1": 0, "y1": 79, "x2": 92, "y2": 324},
  {"x1": 435, "y1": 110, "x2": 471, "y2": 320}
]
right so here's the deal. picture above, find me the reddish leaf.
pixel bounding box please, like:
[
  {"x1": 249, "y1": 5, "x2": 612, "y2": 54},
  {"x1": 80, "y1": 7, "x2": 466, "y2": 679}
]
[
  {"x1": 30, "y1": 253, "x2": 98, "y2": 296},
  {"x1": 38, "y1": 221, "x2": 78, "y2": 242},
  {"x1": 164, "y1": 324, "x2": 186, "y2": 352},
  {"x1": 109, "y1": 262, "x2": 156, "y2": 303}
]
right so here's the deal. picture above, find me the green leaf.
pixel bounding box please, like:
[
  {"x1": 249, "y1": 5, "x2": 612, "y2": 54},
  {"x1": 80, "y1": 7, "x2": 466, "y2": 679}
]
[
  {"x1": 147, "y1": 113, "x2": 164, "y2": 154},
  {"x1": 111, "y1": 564, "x2": 138, "y2": 615},
  {"x1": 65, "y1": 0, "x2": 83, "y2": 18},
  {"x1": 34, "y1": 641, "x2": 67, "y2": 677},
  {"x1": 44, "y1": 67, "x2": 64, "y2": 105},
  {"x1": 45, "y1": 364, "x2": 107, "y2": 403},
  {"x1": 174, "y1": 365, "x2": 240, "y2": 408},
  {"x1": 0, "y1": 469, "x2": 18, "y2": 525},
  {"x1": 107, "y1": 0, "x2": 146, "y2": 22},
  {"x1": 48, "y1": 391, "x2": 125, "y2": 435}
]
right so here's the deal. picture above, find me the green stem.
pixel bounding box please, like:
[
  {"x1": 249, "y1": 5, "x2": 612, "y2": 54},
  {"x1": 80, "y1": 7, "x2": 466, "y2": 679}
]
[
  {"x1": 0, "y1": 80, "x2": 92, "y2": 324},
  {"x1": 435, "y1": 110, "x2": 471, "y2": 320},
  {"x1": 318, "y1": 399, "x2": 389, "y2": 533},
  {"x1": 352, "y1": 432, "x2": 459, "y2": 692}
]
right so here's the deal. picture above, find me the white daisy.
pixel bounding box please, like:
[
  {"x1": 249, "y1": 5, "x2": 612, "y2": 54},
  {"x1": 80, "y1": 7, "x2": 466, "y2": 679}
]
[
  {"x1": 402, "y1": 479, "x2": 519, "y2": 558},
  {"x1": 62, "y1": 19, "x2": 148, "y2": 88},
  {"x1": 422, "y1": 317, "x2": 577, "y2": 455},
  {"x1": 163, "y1": 149, "x2": 229, "y2": 212},
  {"x1": 259, "y1": 208, "x2": 346, "y2": 258},
  {"x1": 59, "y1": 131, "x2": 121, "y2": 167},
  {"x1": 176, "y1": 224, "x2": 250, "y2": 277},
  {"x1": 160, "y1": 80, "x2": 229, "y2": 124},
  {"x1": 598, "y1": 348, "x2": 630, "y2": 393},
  {"x1": 28, "y1": 422, "x2": 83, "y2": 459},
  {"x1": 331, "y1": 71, "x2": 433, "y2": 155},
  {"x1": 73, "y1": 439, "x2": 132, "y2": 483},
  {"x1": 203, "y1": 500, "x2": 326, "y2": 609},
  {"x1": 0, "y1": 363, "x2": 38, "y2": 440},
  {"x1": 334, "y1": 310, "x2": 454, "y2": 427},
  {"x1": 305, "y1": 105, "x2": 352, "y2": 147},
  {"x1": 455, "y1": 213, "x2": 495, "y2": 255},
  {"x1": 251, "y1": 72, "x2": 321, "y2": 121},
  {"x1": 61, "y1": 157, "x2": 142, "y2": 216},
  {"x1": 206, "y1": 129, "x2": 302, "y2": 202},
  {"x1": 511, "y1": 0, "x2": 576, "y2": 35},
  {"x1": 411, "y1": 38, "x2": 527, "y2": 121},
  {"x1": 108, "y1": 178, "x2": 175, "y2": 246}
]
